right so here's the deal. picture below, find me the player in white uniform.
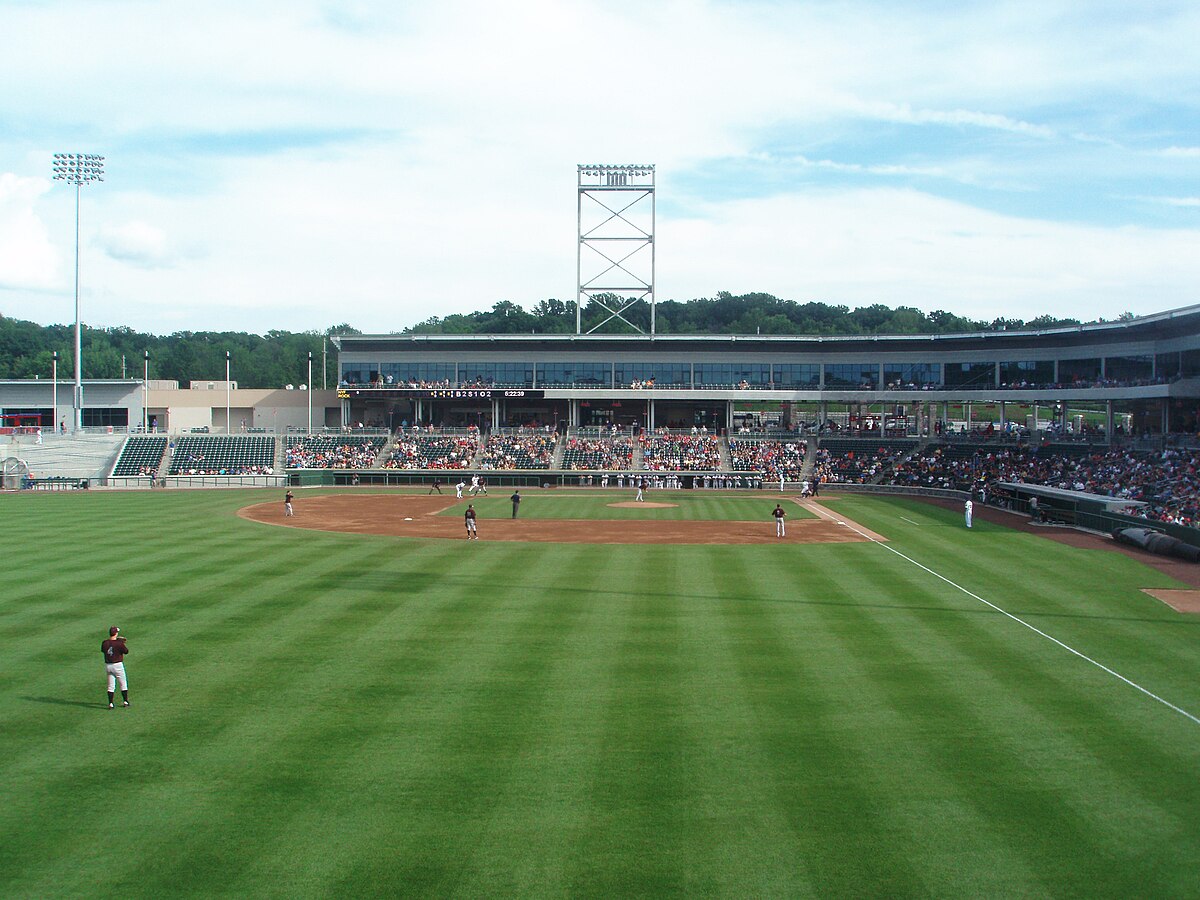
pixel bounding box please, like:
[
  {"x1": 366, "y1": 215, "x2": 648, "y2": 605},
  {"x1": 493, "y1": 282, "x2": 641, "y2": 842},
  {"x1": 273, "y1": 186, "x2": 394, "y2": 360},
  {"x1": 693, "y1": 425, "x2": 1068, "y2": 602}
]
[
  {"x1": 469, "y1": 474, "x2": 480, "y2": 495},
  {"x1": 965, "y1": 499, "x2": 974, "y2": 528},
  {"x1": 456, "y1": 480, "x2": 465, "y2": 499}
]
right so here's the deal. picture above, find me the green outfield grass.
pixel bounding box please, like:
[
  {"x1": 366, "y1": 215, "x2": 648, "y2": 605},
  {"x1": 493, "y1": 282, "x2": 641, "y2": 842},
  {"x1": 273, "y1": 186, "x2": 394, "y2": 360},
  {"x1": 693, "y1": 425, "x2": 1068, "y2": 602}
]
[
  {"x1": 441, "y1": 490, "x2": 818, "y2": 521},
  {"x1": 1, "y1": 488, "x2": 1198, "y2": 897}
]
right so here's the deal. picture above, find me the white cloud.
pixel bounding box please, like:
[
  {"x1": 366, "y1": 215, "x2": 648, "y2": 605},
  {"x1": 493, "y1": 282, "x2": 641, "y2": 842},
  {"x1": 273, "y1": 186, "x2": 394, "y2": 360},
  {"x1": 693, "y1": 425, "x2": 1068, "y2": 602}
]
[
  {"x1": 97, "y1": 221, "x2": 173, "y2": 268},
  {"x1": 0, "y1": 174, "x2": 59, "y2": 292},
  {"x1": 1, "y1": 0, "x2": 1198, "y2": 333}
]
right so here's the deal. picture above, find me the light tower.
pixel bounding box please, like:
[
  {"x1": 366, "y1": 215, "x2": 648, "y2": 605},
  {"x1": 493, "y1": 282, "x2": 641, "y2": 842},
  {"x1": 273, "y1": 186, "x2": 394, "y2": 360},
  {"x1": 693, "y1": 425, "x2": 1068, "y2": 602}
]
[
  {"x1": 52, "y1": 153, "x2": 104, "y2": 434},
  {"x1": 577, "y1": 164, "x2": 655, "y2": 334}
]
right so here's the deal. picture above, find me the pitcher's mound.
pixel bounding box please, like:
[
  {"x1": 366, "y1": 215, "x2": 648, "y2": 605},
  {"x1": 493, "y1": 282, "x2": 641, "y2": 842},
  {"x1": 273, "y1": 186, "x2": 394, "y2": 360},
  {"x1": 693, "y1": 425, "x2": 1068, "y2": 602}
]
[{"x1": 607, "y1": 501, "x2": 678, "y2": 509}]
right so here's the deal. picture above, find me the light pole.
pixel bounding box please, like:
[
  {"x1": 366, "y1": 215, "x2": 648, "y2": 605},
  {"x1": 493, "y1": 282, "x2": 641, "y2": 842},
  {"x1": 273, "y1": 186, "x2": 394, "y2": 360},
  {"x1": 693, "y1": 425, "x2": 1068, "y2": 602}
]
[
  {"x1": 307, "y1": 351, "x2": 313, "y2": 434},
  {"x1": 143, "y1": 350, "x2": 149, "y2": 433},
  {"x1": 225, "y1": 350, "x2": 231, "y2": 434},
  {"x1": 52, "y1": 153, "x2": 104, "y2": 434},
  {"x1": 52, "y1": 350, "x2": 58, "y2": 434}
]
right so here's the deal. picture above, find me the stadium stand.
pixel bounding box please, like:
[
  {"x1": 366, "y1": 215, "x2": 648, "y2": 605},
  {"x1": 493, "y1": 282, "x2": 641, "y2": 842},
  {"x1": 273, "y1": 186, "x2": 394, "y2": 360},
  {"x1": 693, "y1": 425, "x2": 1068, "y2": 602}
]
[
  {"x1": 641, "y1": 433, "x2": 721, "y2": 470},
  {"x1": 815, "y1": 439, "x2": 918, "y2": 484},
  {"x1": 382, "y1": 433, "x2": 478, "y2": 469},
  {"x1": 168, "y1": 436, "x2": 276, "y2": 475},
  {"x1": 112, "y1": 436, "x2": 168, "y2": 477},
  {"x1": 560, "y1": 434, "x2": 634, "y2": 470},
  {"x1": 285, "y1": 436, "x2": 385, "y2": 469},
  {"x1": 479, "y1": 431, "x2": 556, "y2": 469},
  {"x1": 728, "y1": 438, "x2": 807, "y2": 479}
]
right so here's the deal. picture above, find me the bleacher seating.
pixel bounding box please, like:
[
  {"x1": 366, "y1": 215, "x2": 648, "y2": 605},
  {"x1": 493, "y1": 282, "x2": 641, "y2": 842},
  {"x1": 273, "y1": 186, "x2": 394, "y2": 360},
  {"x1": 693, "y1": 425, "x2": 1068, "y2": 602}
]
[
  {"x1": 112, "y1": 436, "x2": 168, "y2": 477},
  {"x1": 168, "y1": 436, "x2": 276, "y2": 475},
  {"x1": 560, "y1": 435, "x2": 634, "y2": 470},
  {"x1": 479, "y1": 433, "x2": 556, "y2": 469},
  {"x1": 728, "y1": 438, "x2": 806, "y2": 478},
  {"x1": 286, "y1": 436, "x2": 385, "y2": 469},
  {"x1": 382, "y1": 434, "x2": 477, "y2": 469},
  {"x1": 815, "y1": 439, "x2": 917, "y2": 484},
  {"x1": 641, "y1": 433, "x2": 721, "y2": 471}
]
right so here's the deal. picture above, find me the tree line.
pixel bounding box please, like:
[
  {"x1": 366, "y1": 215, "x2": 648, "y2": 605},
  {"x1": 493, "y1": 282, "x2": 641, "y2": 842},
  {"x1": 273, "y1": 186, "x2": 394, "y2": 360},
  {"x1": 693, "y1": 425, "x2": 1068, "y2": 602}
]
[{"x1": 0, "y1": 292, "x2": 1112, "y2": 389}]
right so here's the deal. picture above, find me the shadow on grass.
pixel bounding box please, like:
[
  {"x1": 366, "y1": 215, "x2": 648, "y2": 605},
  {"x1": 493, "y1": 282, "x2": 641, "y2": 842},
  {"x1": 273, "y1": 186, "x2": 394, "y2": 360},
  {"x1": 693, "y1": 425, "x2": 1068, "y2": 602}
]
[{"x1": 21, "y1": 695, "x2": 105, "y2": 710}]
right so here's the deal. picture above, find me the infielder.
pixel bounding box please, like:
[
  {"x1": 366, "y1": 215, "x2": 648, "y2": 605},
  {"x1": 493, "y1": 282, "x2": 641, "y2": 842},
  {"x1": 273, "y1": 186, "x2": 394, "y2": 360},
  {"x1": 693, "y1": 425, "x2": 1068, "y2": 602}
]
[
  {"x1": 284, "y1": 490, "x2": 294, "y2": 517},
  {"x1": 456, "y1": 480, "x2": 465, "y2": 499},
  {"x1": 469, "y1": 474, "x2": 481, "y2": 495},
  {"x1": 773, "y1": 503, "x2": 787, "y2": 537},
  {"x1": 965, "y1": 498, "x2": 974, "y2": 529},
  {"x1": 636, "y1": 479, "x2": 646, "y2": 502},
  {"x1": 102, "y1": 626, "x2": 130, "y2": 708},
  {"x1": 464, "y1": 504, "x2": 478, "y2": 539}
]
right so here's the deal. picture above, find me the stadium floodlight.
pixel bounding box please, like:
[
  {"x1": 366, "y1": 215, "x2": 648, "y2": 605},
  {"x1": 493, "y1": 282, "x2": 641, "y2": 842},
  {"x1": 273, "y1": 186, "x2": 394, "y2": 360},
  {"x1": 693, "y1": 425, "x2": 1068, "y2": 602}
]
[{"x1": 52, "y1": 152, "x2": 105, "y2": 434}]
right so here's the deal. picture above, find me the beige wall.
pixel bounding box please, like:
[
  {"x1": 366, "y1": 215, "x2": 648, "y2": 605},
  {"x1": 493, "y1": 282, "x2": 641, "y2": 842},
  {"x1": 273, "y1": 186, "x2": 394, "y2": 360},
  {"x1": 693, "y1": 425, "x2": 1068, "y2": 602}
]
[{"x1": 146, "y1": 388, "x2": 341, "y2": 434}]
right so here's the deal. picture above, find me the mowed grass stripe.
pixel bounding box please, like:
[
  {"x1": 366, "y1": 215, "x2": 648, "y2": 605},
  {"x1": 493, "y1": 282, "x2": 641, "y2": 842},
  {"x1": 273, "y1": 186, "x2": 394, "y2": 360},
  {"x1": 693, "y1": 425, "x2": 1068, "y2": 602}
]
[
  {"x1": 829, "y1": 495, "x2": 1200, "y2": 710},
  {"x1": 560, "y1": 546, "x2": 695, "y2": 895},
  {"x1": 178, "y1": 543, "x2": 592, "y2": 896},
  {"x1": 667, "y1": 548, "x2": 818, "y2": 895},
  {"x1": 703, "y1": 546, "x2": 934, "y2": 896},
  {"x1": 442, "y1": 544, "x2": 629, "y2": 894},
  {"x1": 0, "y1": 539, "x2": 465, "y2": 895},
  {"x1": 123, "y1": 542, "x2": 518, "y2": 896},
  {"x1": 837, "y1": 556, "x2": 1173, "y2": 895}
]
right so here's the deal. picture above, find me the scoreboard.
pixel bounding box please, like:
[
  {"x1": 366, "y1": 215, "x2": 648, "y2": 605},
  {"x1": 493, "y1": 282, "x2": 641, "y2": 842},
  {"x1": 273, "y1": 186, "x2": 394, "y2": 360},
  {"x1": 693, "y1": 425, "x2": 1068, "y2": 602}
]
[{"x1": 338, "y1": 387, "x2": 544, "y2": 400}]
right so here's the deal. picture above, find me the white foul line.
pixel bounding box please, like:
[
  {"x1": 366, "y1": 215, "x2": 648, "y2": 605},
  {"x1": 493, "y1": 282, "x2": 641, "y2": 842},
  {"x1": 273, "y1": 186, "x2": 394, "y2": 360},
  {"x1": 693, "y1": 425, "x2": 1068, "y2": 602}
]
[
  {"x1": 899, "y1": 516, "x2": 922, "y2": 526},
  {"x1": 809, "y1": 502, "x2": 1200, "y2": 727}
]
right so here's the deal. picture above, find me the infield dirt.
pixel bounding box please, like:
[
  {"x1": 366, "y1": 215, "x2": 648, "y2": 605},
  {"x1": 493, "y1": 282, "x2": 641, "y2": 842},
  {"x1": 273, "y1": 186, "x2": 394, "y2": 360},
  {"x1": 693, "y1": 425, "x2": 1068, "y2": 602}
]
[{"x1": 238, "y1": 493, "x2": 879, "y2": 545}]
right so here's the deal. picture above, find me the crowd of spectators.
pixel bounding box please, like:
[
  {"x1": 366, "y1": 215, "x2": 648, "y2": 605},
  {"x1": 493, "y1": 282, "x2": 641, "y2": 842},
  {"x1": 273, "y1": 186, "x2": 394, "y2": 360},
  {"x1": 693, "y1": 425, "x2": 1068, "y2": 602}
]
[
  {"x1": 886, "y1": 444, "x2": 1200, "y2": 527},
  {"x1": 479, "y1": 432, "x2": 557, "y2": 469},
  {"x1": 641, "y1": 433, "x2": 721, "y2": 471},
  {"x1": 729, "y1": 439, "x2": 807, "y2": 479},
  {"x1": 286, "y1": 437, "x2": 384, "y2": 469},
  {"x1": 812, "y1": 444, "x2": 910, "y2": 485},
  {"x1": 561, "y1": 435, "x2": 634, "y2": 470},
  {"x1": 382, "y1": 435, "x2": 478, "y2": 469}
]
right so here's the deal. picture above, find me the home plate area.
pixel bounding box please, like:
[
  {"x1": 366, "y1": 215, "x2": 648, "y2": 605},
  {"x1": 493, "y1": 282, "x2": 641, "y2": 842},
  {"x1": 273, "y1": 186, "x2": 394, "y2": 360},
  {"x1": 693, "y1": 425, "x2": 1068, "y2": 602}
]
[{"x1": 239, "y1": 493, "x2": 880, "y2": 546}]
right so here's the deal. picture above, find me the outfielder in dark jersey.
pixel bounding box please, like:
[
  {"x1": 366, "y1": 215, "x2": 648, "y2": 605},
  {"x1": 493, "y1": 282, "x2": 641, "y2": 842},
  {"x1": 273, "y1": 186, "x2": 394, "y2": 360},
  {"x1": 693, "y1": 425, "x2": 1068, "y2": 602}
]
[{"x1": 102, "y1": 626, "x2": 130, "y2": 708}]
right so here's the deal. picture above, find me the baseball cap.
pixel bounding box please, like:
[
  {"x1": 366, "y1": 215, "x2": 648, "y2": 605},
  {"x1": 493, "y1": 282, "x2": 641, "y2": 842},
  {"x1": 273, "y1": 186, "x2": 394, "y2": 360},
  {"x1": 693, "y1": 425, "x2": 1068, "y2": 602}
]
[{"x1": 109, "y1": 626, "x2": 120, "y2": 635}]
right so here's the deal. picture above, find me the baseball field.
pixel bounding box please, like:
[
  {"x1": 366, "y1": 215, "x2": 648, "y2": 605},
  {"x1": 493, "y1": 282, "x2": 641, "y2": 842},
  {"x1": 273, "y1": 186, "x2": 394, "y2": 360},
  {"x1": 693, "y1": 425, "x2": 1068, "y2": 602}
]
[{"x1": 1, "y1": 486, "x2": 1198, "y2": 897}]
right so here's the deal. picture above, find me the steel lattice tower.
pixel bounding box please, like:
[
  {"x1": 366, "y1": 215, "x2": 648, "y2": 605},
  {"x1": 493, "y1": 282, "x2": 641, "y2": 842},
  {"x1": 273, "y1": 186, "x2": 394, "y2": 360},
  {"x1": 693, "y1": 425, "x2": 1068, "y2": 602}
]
[{"x1": 577, "y1": 164, "x2": 655, "y2": 334}]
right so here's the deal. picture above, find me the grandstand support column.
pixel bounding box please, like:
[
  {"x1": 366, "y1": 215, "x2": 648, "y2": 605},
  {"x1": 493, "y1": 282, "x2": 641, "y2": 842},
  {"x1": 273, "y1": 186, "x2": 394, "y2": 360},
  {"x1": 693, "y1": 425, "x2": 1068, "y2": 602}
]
[
  {"x1": 341, "y1": 397, "x2": 350, "y2": 429},
  {"x1": 648, "y1": 399, "x2": 655, "y2": 432},
  {"x1": 999, "y1": 401, "x2": 1007, "y2": 432},
  {"x1": 569, "y1": 399, "x2": 578, "y2": 427},
  {"x1": 492, "y1": 398, "x2": 500, "y2": 430},
  {"x1": 1106, "y1": 401, "x2": 1114, "y2": 444},
  {"x1": 940, "y1": 401, "x2": 949, "y2": 432},
  {"x1": 819, "y1": 401, "x2": 828, "y2": 430},
  {"x1": 726, "y1": 399, "x2": 734, "y2": 435}
]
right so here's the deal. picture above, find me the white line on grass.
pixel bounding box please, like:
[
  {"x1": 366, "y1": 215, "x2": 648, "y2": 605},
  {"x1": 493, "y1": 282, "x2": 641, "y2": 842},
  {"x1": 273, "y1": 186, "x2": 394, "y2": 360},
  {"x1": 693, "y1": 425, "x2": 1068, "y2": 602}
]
[
  {"x1": 899, "y1": 516, "x2": 922, "y2": 526},
  {"x1": 810, "y1": 502, "x2": 1200, "y2": 727}
]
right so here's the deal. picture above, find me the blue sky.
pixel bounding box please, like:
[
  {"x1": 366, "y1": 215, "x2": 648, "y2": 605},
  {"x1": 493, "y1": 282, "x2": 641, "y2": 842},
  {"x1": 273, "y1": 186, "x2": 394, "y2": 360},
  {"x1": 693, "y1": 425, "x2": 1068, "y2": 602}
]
[{"x1": 0, "y1": 0, "x2": 1197, "y2": 335}]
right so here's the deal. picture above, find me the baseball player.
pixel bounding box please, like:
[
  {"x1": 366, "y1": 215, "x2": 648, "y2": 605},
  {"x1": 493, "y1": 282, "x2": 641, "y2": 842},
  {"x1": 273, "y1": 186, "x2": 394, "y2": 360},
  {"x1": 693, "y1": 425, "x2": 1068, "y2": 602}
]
[
  {"x1": 464, "y1": 504, "x2": 478, "y2": 539},
  {"x1": 102, "y1": 626, "x2": 130, "y2": 708},
  {"x1": 773, "y1": 503, "x2": 787, "y2": 537},
  {"x1": 284, "y1": 490, "x2": 294, "y2": 517},
  {"x1": 510, "y1": 490, "x2": 521, "y2": 518},
  {"x1": 965, "y1": 498, "x2": 974, "y2": 529},
  {"x1": 469, "y1": 474, "x2": 481, "y2": 495},
  {"x1": 636, "y1": 479, "x2": 645, "y2": 502},
  {"x1": 456, "y1": 480, "x2": 465, "y2": 499},
  {"x1": 428, "y1": 479, "x2": 443, "y2": 495}
]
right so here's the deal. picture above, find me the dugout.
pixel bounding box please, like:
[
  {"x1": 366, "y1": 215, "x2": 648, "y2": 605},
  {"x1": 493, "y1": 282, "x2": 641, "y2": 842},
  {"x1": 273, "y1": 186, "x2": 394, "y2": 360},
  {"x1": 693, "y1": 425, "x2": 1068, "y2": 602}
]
[{"x1": 994, "y1": 482, "x2": 1148, "y2": 529}]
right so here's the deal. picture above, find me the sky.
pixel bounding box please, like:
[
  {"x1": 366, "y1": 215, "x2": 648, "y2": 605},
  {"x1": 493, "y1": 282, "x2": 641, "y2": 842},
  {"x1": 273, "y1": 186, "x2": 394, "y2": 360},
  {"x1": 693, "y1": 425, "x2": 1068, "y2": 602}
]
[{"x1": 0, "y1": 0, "x2": 1198, "y2": 336}]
